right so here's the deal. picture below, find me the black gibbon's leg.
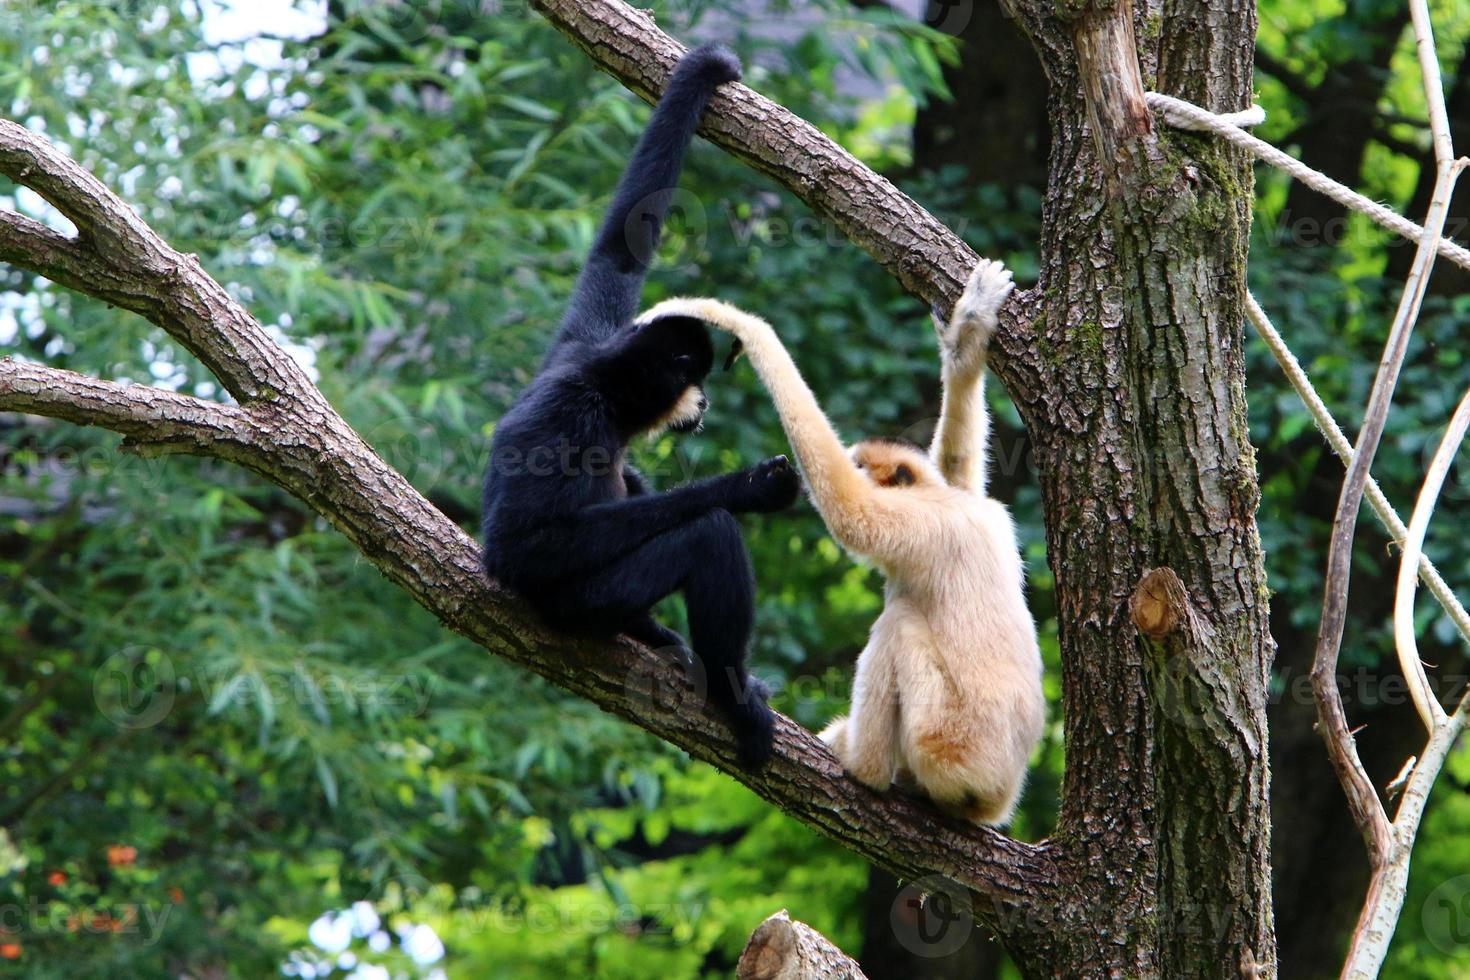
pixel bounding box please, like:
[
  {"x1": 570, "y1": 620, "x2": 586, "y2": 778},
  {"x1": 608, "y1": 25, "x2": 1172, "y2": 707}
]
[
  {"x1": 624, "y1": 614, "x2": 688, "y2": 653},
  {"x1": 543, "y1": 510, "x2": 774, "y2": 768},
  {"x1": 513, "y1": 456, "x2": 796, "y2": 581}
]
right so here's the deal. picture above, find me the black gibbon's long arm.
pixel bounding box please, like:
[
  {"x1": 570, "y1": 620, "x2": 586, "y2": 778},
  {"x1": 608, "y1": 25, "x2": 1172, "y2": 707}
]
[
  {"x1": 638, "y1": 299, "x2": 904, "y2": 556},
  {"x1": 515, "y1": 464, "x2": 787, "y2": 578},
  {"x1": 553, "y1": 46, "x2": 742, "y2": 350}
]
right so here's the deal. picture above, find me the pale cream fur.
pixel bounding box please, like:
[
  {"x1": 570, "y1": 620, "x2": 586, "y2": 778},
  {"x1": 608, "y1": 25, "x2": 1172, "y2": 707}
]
[
  {"x1": 646, "y1": 384, "x2": 705, "y2": 437},
  {"x1": 638, "y1": 260, "x2": 1044, "y2": 825}
]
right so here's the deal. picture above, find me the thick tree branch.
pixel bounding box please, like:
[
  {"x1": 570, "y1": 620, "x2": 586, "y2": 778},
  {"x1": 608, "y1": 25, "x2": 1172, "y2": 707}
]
[
  {"x1": 0, "y1": 359, "x2": 260, "y2": 456},
  {"x1": 525, "y1": 0, "x2": 1044, "y2": 397},
  {"x1": 0, "y1": 119, "x2": 315, "y2": 403},
  {"x1": 0, "y1": 118, "x2": 1062, "y2": 932}
]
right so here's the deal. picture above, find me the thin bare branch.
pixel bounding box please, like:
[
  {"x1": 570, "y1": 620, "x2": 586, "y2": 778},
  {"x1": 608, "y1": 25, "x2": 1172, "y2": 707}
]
[
  {"x1": 1392, "y1": 389, "x2": 1470, "y2": 733},
  {"x1": 1308, "y1": 83, "x2": 1461, "y2": 873}
]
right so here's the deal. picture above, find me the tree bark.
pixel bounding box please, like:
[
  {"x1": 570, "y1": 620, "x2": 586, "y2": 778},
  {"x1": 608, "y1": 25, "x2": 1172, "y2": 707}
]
[
  {"x1": 994, "y1": 0, "x2": 1276, "y2": 973},
  {"x1": 1, "y1": 0, "x2": 1279, "y2": 974}
]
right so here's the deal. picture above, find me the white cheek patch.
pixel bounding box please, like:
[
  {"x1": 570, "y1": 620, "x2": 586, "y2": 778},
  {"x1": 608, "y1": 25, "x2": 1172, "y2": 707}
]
[{"x1": 646, "y1": 385, "x2": 705, "y2": 437}]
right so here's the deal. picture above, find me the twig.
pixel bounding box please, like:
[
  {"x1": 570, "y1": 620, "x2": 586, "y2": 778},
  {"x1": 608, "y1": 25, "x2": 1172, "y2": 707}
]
[
  {"x1": 1307, "y1": 40, "x2": 1461, "y2": 870},
  {"x1": 1333, "y1": 0, "x2": 1468, "y2": 975},
  {"x1": 1391, "y1": 388, "x2": 1470, "y2": 733},
  {"x1": 1243, "y1": 295, "x2": 1470, "y2": 647}
]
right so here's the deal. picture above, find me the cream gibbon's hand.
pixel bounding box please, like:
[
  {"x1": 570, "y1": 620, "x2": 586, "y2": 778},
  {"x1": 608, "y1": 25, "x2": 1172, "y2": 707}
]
[{"x1": 936, "y1": 258, "x2": 1014, "y2": 378}]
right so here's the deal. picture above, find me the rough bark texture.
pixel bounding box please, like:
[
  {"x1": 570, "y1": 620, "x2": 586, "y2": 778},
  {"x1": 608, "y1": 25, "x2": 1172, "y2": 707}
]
[
  {"x1": 737, "y1": 911, "x2": 867, "y2": 980},
  {"x1": 996, "y1": 0, "x2": 1276, "y2": 973},
  {"x1": 0, "y1": 0, "x2": 1278, "y2": 974}
]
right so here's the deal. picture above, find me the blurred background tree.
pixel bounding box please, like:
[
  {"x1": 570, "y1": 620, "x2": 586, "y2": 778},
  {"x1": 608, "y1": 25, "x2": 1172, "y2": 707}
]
[{"x1": 0, "y1": 0, "x2": 1467, "y2": 977}]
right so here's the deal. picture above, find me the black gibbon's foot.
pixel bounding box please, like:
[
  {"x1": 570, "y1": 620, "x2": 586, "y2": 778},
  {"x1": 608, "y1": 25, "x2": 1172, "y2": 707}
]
[
  {"x1": 624, "y1": 615, "x2": 689, "y2": 654},
  {"x1": 682, "y1": 43, "x2": 743, "y2": 86},
  {"x1": 724, "y1": 687, "x2": 775, "y2": 770}
]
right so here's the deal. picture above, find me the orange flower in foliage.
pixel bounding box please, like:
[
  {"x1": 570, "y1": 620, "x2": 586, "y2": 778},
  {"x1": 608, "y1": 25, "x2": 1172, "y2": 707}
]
[
  {"x1": 47, "y1": 870, "x2": 67, "y2": 886},
  {"x1": 0, "y1": 943, "x2": 20, "y2": 960},
  {"x1": 168, "y1": 886, "x2": 184, "y2": 904},
  {"x1": 106, "y1": 845, "x2": 137, "y2": 867}
]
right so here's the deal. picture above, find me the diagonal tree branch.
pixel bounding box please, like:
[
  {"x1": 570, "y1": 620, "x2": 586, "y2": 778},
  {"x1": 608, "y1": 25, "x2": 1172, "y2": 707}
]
[
  {"x1": 0, "y1": 119, "x2": 315, "y2": 403},
  {"x1": 525, "y1": 0, "x2": 1045, "y2": 399},
  {"x1": 0, "y1": 114, "x2": 1063, "y2": 931}
]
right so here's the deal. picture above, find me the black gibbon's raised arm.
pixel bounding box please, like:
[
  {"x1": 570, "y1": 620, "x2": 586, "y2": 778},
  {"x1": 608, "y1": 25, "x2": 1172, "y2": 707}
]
[
  {"x1": 637, "y1": 261, "x2": 1045, "y2": 823},
  {"x1": 480, "y1": 44, "x2": 800, "y2": 770}
]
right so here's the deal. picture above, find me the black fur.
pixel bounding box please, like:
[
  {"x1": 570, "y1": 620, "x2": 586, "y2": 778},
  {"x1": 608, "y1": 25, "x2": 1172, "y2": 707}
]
[{"x1": 482, "y1": 45, "x2": 797, "y2": 769}]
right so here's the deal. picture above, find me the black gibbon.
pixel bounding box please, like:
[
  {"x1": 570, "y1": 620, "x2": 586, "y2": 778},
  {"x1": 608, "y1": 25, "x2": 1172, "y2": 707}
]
[
  {"x1": 481, "y1": 45, "x2": 800, "y2": 769},
  {"x1": 636, "y1": 260, "x2": 1044, "y2": 822}
]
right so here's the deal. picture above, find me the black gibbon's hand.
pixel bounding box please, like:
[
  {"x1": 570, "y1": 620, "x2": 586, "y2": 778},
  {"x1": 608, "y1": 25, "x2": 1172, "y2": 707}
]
[{"x1": 725, "y1": 455, "x2": 801, "y2": 513}]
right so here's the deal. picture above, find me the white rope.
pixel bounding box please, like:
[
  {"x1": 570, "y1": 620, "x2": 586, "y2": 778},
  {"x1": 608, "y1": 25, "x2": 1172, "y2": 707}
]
[
  {"x1": 1145, "y1": 92, "x2": 1470, "y2": 272},
  {"x1": 1243, "y1": 294, "x2": 1470, "y2": 647}
]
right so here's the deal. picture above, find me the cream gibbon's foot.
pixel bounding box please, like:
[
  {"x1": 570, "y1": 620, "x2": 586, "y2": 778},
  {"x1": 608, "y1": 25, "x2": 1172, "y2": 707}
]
[
  {"x1": 936, "y1": 258, "x2": 1014, "y2": 377},
  {"x1": 818, "y1": 715, "x2": 894, "y2": 790}
]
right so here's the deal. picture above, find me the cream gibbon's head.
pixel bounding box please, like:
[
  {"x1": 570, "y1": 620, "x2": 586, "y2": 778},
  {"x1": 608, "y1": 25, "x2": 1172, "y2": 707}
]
[
  {"x1": 606, "y1": 313, "x2": 714, "y2": 438},
  {"x1": 850, "y1": 437, "x2": 942, "y2": 489}
]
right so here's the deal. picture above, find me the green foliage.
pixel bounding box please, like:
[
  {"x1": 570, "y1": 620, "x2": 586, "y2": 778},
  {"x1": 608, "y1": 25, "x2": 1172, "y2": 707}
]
[
  {"x1": 3, "y1": 0, "x2": 1468, "y2": 976},
  {"x1": 0, "y1": 1, "x2": 984, "y2": 976}
]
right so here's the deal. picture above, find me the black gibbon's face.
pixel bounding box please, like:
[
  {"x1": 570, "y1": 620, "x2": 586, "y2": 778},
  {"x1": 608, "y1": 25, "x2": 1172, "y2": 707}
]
[
  {"x1": 611, "y1": 315, "x2": 715, "y2": 437},
  {"x1": 653, "y1": 378, "x2": 709, "y2": 435}
]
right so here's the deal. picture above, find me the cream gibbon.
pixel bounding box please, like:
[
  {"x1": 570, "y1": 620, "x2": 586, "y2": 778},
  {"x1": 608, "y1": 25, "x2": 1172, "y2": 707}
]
[{"x1": 634, "y1": 260, "x2": 1044, "y2": 823}]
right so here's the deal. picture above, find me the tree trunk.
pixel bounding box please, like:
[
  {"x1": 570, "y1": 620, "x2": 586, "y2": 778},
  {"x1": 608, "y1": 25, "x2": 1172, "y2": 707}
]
[
  {"x1": 1, "y1": 0, "x2": 1281, "y2": 973},
  {"x1": 994, "y1": 0, "x2": 1276, "y2": 973}
]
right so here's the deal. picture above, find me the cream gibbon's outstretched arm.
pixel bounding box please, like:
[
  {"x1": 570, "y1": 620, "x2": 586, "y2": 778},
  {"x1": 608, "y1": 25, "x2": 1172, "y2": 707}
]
[
  {"x1": 928, "y1": 259, "x2": 1014, "y2": 495},
  {"x1": 636, "y1": 298, "x2": 909, "y2": 559}
]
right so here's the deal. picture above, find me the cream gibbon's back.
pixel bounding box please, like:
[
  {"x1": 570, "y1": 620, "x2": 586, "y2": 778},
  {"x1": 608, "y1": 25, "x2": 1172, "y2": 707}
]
[{"x1": 635, "y1": 260, "x2": 1043, "y2": 824}]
